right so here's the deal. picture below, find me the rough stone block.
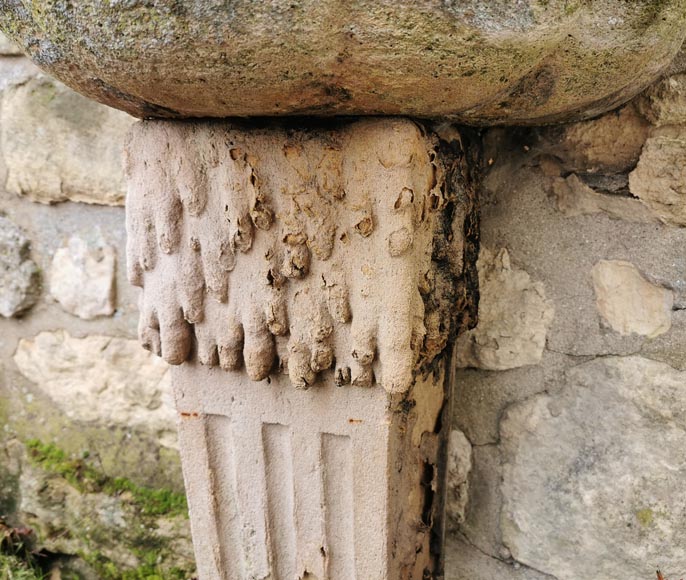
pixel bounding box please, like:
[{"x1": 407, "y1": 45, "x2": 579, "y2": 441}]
[
  {"x1": 0, "y1": 215, "x2": 40, "y2": 317},
  {"x1": 591, "y1": 260, "x2": 673, "y2": 338},
  {"x1": 13, "y1": 330, "x2": 176, "y2": 448},
  {"x1": 500, "y1": 356, "x2": 686, "y2": 580},
  {"x1": 456, "y1": 247, "x2": 554, "y2": 371},
  {"x1": 49, "y1": 234, "x2": 116, "y2": 319},
  {"x1": 629, "y1": 127, "x2": 686, "y2": 226},
  {"x1": 1, "y1": 76, "x2": 134, "y2": 205},
  {"x1": 637, "y1": 73, "x2": 686, "y2": 126}
]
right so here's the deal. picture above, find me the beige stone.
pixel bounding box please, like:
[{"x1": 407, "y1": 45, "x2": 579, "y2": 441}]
[
  {"x1": 446, "y1": 429, "x2": 472, "y2": 528},
  {"x1": 1, "y1": 76, "x2": 134, "y2": 205},
  {"x1": 456, "y1": 248, "x2": 554, "y2": 371},
  {"x1": 126, "y1": 118, "x2": 476, "y2": 579},
  {"x1": 637, "y1": 73, "x2": 686, "y2": 126},
  {"x1": 500, "y1": 356, "x2": 686, "y2": 580},
  {"x1": 13, "y1": 331, "x2": 176, "y2": 448},
  {"x1": 629, "y1": 127, "x2": 686, "y2": 225},
  {"x1": 535, "y1": 104, "x2": 650, "y2": 174},
  {"x1": 2, "y1": 2, "x2": 685, "y2": 123},
  {"x1": 551, "y1": 174, "x2": 659, "y2": 223},
  {"x1": 0, "y1": 31, "x2": 21, "y2": 55},
  {"x1": 126, "y1": 118, "x2": 468, "y2": 395},
  {"x1": 591, "y1": 260, "x2": 673, "y2": 338},
  {"x1": 49, "y1": 235, "x2": 116, "y2": 319}
]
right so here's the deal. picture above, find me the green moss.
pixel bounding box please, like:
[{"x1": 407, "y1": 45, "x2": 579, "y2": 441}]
[
  {"x1": 0, "y1": 553, "x2": 45, "y2": 580},
  {"x1": 82, "y1": 551, "x2": 190, "y2": 580},
  {"x1": 636, "y1": 507, "x2": 654, "y2": 527},
  {"x1": 25, "y1": 440, "x2": 187, "y2": 518}
]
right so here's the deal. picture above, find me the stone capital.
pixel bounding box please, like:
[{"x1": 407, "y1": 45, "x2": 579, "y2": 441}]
[{"x1": 125, "y1": 118, "x2": 478, "y2": 579}]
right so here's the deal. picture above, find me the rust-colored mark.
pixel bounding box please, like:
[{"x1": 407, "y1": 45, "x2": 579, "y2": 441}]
[
  {"x1": 180, "y1": 411, "x2": 200, "y2": 418},
  {"x1": 348, "y1": 418, "x2": 363, "y2": 424}
]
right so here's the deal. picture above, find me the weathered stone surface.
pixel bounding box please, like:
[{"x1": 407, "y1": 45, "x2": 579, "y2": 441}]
[
  {"x1": 19, "y1": 454, "x2": 194, "y2": 576},
  {"x1": 0, "y1": 31, "x2": 21, "y2": 55},
  {"x1": 456, "y1": 247, "x2": 554, "y2": 370},
  {"x1": 637, "y1": 73, "x2": 686, "y2": 126},
  {"x1": 49, "y1": 235, "x2": 116, "y2": 319},
  {"x1": 127, "y1": 119, "x2": 471, "y2": 395},
  {"x1": 2, "y1": 1, "x2": 685, "y2": 123},
  {"x1": 591, "y1": 260, "x2": 673, "y2": 338},
  {"x1": 629, "y1": 127, "x2": 686, "y2": 225},
  {"x1": 446, "y1": 429, "x2": 472, "y2": 528},
  {"x1": 445, "y1": 536, "x2": 554, "y2": 580},
  {"x1": 534, "y1": 104, "x2": 650, "y2": 174},
  {"x1": 13, "y1": 331, "x2": 176, "y2": 447},
  {"x1": 551, "y1": 173, "x2": 658, "y2": 223},
  {"x1": 0, "y1": 216, "x2": 40, "y2": 317},
  {"x1": 129, "y1": 119, "x2": 478, "y2": 580},
  {"x1": 1, "y1": 76, "x2": 134, "y2": 205},
  {"x1": 500, "y1": 356, "x2": 686, "y2": 580}
]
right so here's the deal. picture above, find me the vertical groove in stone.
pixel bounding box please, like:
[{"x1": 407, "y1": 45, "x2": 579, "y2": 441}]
[
  {"x1": 321, "y1": 433, "x2": 356, "y2": 580},
  {"x1": 263, "y1": 423, "x2": 297, "y2": 580},
  {"x1": 230, "y1": 420, "x2": 271, "y2": 578},
  {"x1": 206, "y1": 415, "x2": 246, "y2": 580},
  {"x1": 177, "y1": 415, "x2": 225, "y2": 579}
]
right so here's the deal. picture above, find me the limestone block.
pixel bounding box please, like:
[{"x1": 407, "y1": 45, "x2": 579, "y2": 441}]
[
  {"x1": 446, "y1": 429, "x2": 472, "y2": 528},
  {"x1": 456, "y1": 248, "x2": 554, "y2": 371},
  {"x1": 126, "y1": 118, "x2": 477, "y2": 579},
  {"x1": 13, "y1": 331, "x2": 176, "y2": 447},
  {"x1": 629, "y1": 127, "x2": 686, "y2": 225},
  {"x1": 591, "y1": 260, "x2": 673, "y2": 338},
  {"x1": 49, "y1": 235, "x2": 116, "y2": 319},
  {"x1": 535, "y1": 104, "x2": 650, "y2": 174},
  {"x1": 500, "y1": 356, "x2": 686, "y2": 580},
  {"x1": 551, "y1": 174, "x2": 658, "y2": 223},
  {"x1": 0, "y1": 216, "x2": 40, "y2": 317},
  {"x1": 2, "y1": 2, "x2": 685, "y2": 124},
  {"x1": 637, "y1": 73, "x2": 686, "y2": 126},
  {"x1": 1, "y1": 76, "x2": 134, "y2": 205}
]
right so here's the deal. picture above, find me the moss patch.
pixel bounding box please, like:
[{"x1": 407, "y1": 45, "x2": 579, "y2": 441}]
[
  {"x1": 82, "y1": 551, "x2": 189, "y2": 580},
  {"x1": 25, "y1": 440, "x2": 187, "y2": 518}
]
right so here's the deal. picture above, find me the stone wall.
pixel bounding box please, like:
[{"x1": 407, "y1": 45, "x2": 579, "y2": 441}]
[
  {"x1": 447, "y1": 84, "x2": 686, "y2": 579},
  {"x1": 0, "y1": 34, "x2": 194, "y2": 579},
  {"x1": 2, "y1": 28, "x2": 686, "y2": 580}
]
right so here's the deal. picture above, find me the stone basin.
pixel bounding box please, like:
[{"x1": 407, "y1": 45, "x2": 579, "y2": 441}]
[{"x1": 2, "y1": 1, "x2": 686, "y2": 124}]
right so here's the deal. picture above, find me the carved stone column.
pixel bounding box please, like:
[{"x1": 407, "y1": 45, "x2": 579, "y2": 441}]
[{"x1": 125, "y1": 118, "x2": 477, "y2": 579}]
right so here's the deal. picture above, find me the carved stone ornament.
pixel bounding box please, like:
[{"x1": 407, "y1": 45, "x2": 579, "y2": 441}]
[{"x1": 126, "y1": 118, "x2": 478, "y2": 579}]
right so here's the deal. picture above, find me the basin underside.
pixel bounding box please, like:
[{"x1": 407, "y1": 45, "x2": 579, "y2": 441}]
[{"x1": 2, "y1": 0, "x2": 686, "y2": 124}]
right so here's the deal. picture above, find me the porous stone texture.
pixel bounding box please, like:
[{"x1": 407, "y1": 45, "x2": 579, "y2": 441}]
[
  {"x1": 0, "y1": 216, "x2": 40, "y2": 317},
  {"x1": 127, "y1": 119, "x2": 472, "y2": 395},
  {"x1": 455, "y1": 247, "x2": 554, "y2": 371},
  {"x1": 637, "y1": 73, "x2": 686, "y2": 126},
  {"x1": 49, "y1": 234, "x2": 116, "y2": 319},
  {"x1": 629, "y1": 127, "x2": 686, "y2": 225},
  {"x1": 128, "y1": 119, "x2": 478, "y2": 579},
  {"x1": 13, "y1": 331, "x2": 176, "y2": 448},
  {"x1": 1, "y1": 75, "x2": 134, "y2": 205},
  {"x1": 2, "y1": 1, "x2": 686, "y2": 123},
  {"x1": 501, "y1": 357, "x2": 686, "y2": 580},
  {"x1": 592, "y1": 260, "x2": 673, "y2": 338}
]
